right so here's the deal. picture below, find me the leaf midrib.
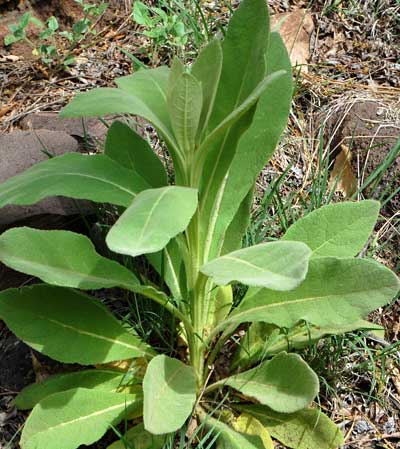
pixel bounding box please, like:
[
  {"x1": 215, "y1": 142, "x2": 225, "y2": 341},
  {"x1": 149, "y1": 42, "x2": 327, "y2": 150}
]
[
  {"x1": 35, "y1": 315, "x2": 150, "y2": 355},
  {"x1": 233, "y1": 286, "x2": 391, "y2": 321},
  {"x1": 1, "y1": 255, "x2": 135, "y2": 289},
  {"x1": 138, "y1": 187, "x2": 171, "y2": 242},
  {"x1": 220, "y1": 255, "x2": 299, "y2": 281},
  {"x1": 32, "y1": 397, "x2": 138, "y2": 435}
]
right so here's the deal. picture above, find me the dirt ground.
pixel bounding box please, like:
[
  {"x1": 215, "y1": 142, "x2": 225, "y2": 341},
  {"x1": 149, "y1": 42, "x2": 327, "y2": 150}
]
[{"x1": 0, "y1": 0, "x2": 399, "y2": 448}]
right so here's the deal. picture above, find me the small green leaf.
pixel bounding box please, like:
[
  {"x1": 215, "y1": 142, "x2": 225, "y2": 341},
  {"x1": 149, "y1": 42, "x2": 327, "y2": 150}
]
[
  {"x1": 107, "y1": 423, "x2": 165, "y2": 449},
  {"x1": 105, "y1": 121, "x2": 167, "y2": 187},
  {"x1": 0, "y1": 285, "x2": 154, "y2": 364},
  {"x1": 226, "y1": 257, "x2": 400, "y2": 330},
  {"x1": 238, "y1": 405, "x2": 344, "y2": 449},
  {"x1": 20, "y1": 388, "x2": 143, "y2": 449},
  {"x1": 168, "y1": 72, "x2": 203, "y2": 154},
  {"x1": 106, "y1": 186, "x2": 198, "y2": 257},
  {"x1": 4, "y1": 33, "x2": 20, "y2": 45},
  {"x1": 0, "y1": 228, "x2": 139, "y2": 291},
  {"x1": 132, "y1": 1, "x2": 152, "y2": 26},
  {"x1": 15, "y1": 369, "x2": 134, "y2": 410},
  {"x1": 225, "y1": 353, "x2": 319, "y2": 413},
  {"x1": 29, "y1": 16, "x2": 44, "y2": 28},
  {"x1": 201, "y1": 241, "x2": 311, "y2": 290},
  {"x1": 143, "y1": 355, "x2": 196, "y2": 434},
  {"x1": 283, "y1": 200, "x2": 380, "y2": 257},
  {"x1": 47, "y1": 16, "x2": 59, "y2": 31},
  {"x1": 0, "y1": 153, "x2": 149, "y2": 208},
  {"x1": 20, "y1": 12, "x2": 32, "y2": 29}
]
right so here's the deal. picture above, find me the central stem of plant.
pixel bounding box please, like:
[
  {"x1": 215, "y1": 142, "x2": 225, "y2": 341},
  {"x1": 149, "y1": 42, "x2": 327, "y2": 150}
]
[{"x1": 186, "y1": 206, "x2": 209, "y2": 390}]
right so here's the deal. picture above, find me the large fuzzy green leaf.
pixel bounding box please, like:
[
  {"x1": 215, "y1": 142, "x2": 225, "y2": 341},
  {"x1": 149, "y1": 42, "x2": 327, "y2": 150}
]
[
  {"x1": 202, "y1": 32, "x2": 293, "y2": 261},
  {"x1": 168, "y1": 72, "x2": 203, "y2": 154},
  {"x1": 199, "y1": 0, "x2": 270, "y2": 260},
  {"x1": 20, "y1": 388, "x2": 143, "y2": 449},
  {"x1": 143, "y1": 355, "x2": 196, "y2": 434},
  {"x1": 0, "y1": 153, "x2": 149, "y2": 208},
  {"x1": 0, "y1": 285, "x2": 154, "y2": 364},
  {"x1": 221, "y1": 257, "x2": 399, "y2": 331},
  {"x1": 233, "y1": 320, "x2": 385, "y2": 370},
  {"x1": 283, "y1": 200, "x2": 380, "y2": 257},
  {"x1": 238, "y1": 405, "x2": 344, "y2": 449},
  {"x1": 107, "y1": 423, "x2": 165, "y2": 449},
  {"x1": 0, "y1": 228, "x2": 139, "y2": 290},
  {"x1": 116, "y1": 66, "x2": 171, "y2": 134},
  {"x1": 191, "y1": 39, "x2": 222, "y2": 138},
  {"x1": 0, "y1": 227, "x2": 172, "y2": 309},
  {"x1": 225, "y1": 353, "x2": 319, "y2": 413},
  {"x1": 61, "y1": 67, "x2": 176, "y2": 149},
  {"x1": 106, "y1": 186, "x2": 198, "y2": 257},
  {"x1": 105, "y1": 121, "x2": 168, "y2": 188},
  {"x1": 15, "y1": 369, "x2": 134, "y2": 410},
  {"x1": 201, "y1": 241, "x2": 311, "y2": 289},
  {"x1": 208, "y1": 0, "x2": 269, "y2": 129}
]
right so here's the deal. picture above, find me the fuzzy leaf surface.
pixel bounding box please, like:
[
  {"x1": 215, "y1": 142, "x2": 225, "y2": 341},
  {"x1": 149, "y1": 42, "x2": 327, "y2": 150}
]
[
  {"x1": 199, "y1": 0, "x2": 270, "y2": 261},
  {"x1": 225, "y1": 257, "x2": 399, "y2": 330},
  {"x1": 238, "y1": 405, "x2": 344, "y2": 449},
  {"x1": 20, "y1": 388, "x2": 143, "y2": 449},
  {"x1": 0, "y1": 153, "x2": 149, "y2": 208},
  {"x1": 61, "y1": 67, "x2": 175, "y2": 147},
  {"x1": 225, "y1": 353, "x2": 318, "y2": 413},
  {"x1": 191, "y1": 39, "x2": 222, "y2": 137},
  {"x1": 105, "y1": 121, "x2": 167, "y2": 187},
  {"x1": 15, "y1": 370, "x2": 133, "y2": 410},
  {"x1": 106, "y1": 186, "x2": 198, "y2": 257},
  {"x1": 203, "y1": 31, "x2": 293, "y2": 261},
  {"x1": 283, "y1": 200, "x2": 380, "y2": 257},
  {"x1": 143, "y1": 355, "x2": 196, "y2": 434},
  {"x1": 116, "y1": 67, "x2": 172, "y2": 137},
  {"x1": 0, "y1": 228, "x2": 139, "y2": 290},
  {"x1": 0, "y1": 285, "x2": 154, "y2": 364},
  {"x1": 201, "y1": 241, "x2": 311, "y2": 289},
  {"x1": 168, "y1": 72, "x2": 203, "y2": 154}
]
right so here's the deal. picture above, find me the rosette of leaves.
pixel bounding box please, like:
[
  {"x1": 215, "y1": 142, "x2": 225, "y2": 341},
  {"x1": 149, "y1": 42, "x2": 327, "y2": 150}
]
[{"x1": 0, "y1": 1, "x2": 398, "y2": 448}]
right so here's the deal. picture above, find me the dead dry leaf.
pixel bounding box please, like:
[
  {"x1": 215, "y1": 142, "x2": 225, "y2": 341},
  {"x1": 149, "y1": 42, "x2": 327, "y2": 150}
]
[
  {"x1": 330, "y1": 144, "x2": 358, "y2": 197},
  {"x1": 270, "y1": 9, "x2": 314, "y2": 72}
]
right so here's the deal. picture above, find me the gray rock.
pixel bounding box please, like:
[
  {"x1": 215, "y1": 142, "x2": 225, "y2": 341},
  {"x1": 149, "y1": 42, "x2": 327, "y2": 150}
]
[
  {"x1": 20, "y1": 112, "x2": 107, "y2": 140},
  {"x1": 0, "y1": 130, "x2": 93, "y2": 227}
]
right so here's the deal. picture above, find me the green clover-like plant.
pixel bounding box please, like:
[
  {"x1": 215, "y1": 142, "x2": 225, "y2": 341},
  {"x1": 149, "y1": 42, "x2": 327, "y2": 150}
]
[{"x1": 0, "y1": 1, "x2": 398, "y2": 448}]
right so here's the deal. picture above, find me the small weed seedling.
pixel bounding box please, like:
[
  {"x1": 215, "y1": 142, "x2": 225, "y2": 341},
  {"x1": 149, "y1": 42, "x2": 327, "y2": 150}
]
[
  {"x1": 4, "y1": 1, "x2": 108, "y2": 67},
  {"x1": 132, "y1": 1, "x2": 189, "y2": 51},
  {"x1": 0, "y1": 1, "x2": 398, "y2": 449}
]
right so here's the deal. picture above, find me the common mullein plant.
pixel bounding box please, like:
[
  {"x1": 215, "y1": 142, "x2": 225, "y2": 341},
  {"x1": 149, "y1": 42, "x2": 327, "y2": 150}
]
[{"x1": 0, "y1": 1, "x2": 398, "y2": 448}]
